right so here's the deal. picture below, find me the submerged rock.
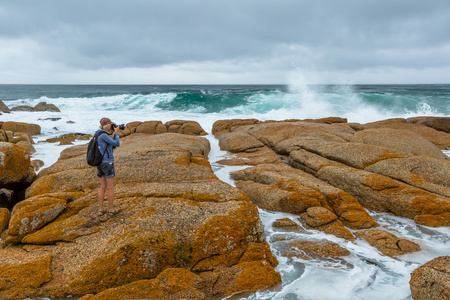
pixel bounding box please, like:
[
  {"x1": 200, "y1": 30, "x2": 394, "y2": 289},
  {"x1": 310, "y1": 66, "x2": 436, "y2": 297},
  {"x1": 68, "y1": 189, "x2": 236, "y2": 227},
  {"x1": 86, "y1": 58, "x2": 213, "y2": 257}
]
[
  {"x1": 354, "y1": 229, "x2": 421, "y2": 257},
  {"x1": 272, "y1": 218, "x2": 302, "y2": 231},
  {"x1": 284, "y1": 239, "x2": 351, "y2": 259}
]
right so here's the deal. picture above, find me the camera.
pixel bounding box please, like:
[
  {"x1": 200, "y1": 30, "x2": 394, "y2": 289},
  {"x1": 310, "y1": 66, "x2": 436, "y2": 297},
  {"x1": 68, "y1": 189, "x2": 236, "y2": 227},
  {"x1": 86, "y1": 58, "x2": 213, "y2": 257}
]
[{"x1": 111, "y1": 123, "x2": 125, "y2": 130}]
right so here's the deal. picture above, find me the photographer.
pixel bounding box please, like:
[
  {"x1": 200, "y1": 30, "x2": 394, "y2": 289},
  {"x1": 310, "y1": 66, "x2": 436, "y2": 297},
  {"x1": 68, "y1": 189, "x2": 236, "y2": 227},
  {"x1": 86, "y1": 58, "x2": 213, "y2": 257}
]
[{"x1": 96, "y1": 117, "x2": 122, "y2": 217}]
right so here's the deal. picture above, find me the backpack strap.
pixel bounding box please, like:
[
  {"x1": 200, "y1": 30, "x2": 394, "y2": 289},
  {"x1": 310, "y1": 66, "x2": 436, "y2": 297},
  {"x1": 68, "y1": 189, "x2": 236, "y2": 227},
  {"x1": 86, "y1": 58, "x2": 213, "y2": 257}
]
[{"x1": 95, "y1": 131, "x2": 108, "y2": 157}]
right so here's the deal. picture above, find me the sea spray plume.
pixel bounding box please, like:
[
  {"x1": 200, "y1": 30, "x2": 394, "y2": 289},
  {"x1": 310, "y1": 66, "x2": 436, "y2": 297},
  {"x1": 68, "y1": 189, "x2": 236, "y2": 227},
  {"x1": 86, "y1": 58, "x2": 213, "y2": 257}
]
[
  {"x1": 285, "y1": 71, "x2": 417, "y2": 123},
  {"x1": 286, "y1": 71, "x2": 347, "y2": 120}
]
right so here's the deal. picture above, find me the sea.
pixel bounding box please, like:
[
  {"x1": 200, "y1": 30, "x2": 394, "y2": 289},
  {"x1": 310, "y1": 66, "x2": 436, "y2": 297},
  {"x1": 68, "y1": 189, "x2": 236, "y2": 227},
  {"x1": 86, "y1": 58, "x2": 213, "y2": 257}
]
[{"x1": 0, "y1": 83, "x2": 449, "y2": 300}]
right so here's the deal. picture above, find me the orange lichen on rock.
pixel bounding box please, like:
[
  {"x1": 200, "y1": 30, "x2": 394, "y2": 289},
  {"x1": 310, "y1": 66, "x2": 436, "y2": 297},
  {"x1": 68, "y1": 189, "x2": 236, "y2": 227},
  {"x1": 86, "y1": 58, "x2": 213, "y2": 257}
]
[
  {"x1": 24, "y1": 175, "x2": 57, "y2": 198},
  {"x1": 68, "y1": 234, "x2": 175, "y2": 295},
  {"x1": 225, "y1": 261, "x2": 281, "y2": 297},
  {"x1": 412, "y1": 194, "x2": 449, "y2": 215},
  {"x1": 300, "y1": 207, "x2": 355, "y2": 240},
  {"x1": 363, "y1": 173, "x2": 400, "y2": 191},
  {"x1": 0, "y1": 254, "x2": 52, "y2": 300},
  {"x1": 192, "y1": 202, "x2": 264, "y2": 272},
  {"x1": 191, "y1": 154, "x2": 213, "y2": 169},
  {"x1": 0, "y1": 208, "x2": 10, "y2": 233},
  {"x1": 326, "y1": 191, "x2": 378, "y2": 229},
  {"x1": 414, "y1": 213, "x2": 450, "y2": 227},
  {"x1": 8, "y1": 195, "x2": 66, "y2": 238},
  {"x1": 79, "y1": 279, "x2": 165, "y2": 300},
  {"x1": 0, "y1": 142, "x2": 33, "y2": 186},
  {"x1": 81, "y1": 267, "x2": 206, "y2": 300},
  {"x1": 239, "y1": 242, "x2": 278, "y2": 267}
]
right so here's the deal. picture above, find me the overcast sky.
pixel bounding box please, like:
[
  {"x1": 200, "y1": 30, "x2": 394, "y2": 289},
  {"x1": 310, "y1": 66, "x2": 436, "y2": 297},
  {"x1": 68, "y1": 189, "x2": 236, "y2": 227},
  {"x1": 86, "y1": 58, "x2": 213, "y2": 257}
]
[{"x1": 1, "y1": 0, "x2": 449, "y2": 84}]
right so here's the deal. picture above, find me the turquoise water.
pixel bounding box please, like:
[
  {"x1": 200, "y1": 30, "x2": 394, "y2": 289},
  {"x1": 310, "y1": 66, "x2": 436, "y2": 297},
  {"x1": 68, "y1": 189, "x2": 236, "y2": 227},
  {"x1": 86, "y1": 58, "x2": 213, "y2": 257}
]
[{"x1": 1, "y1": 84, "x2": 449, "y2": 123}]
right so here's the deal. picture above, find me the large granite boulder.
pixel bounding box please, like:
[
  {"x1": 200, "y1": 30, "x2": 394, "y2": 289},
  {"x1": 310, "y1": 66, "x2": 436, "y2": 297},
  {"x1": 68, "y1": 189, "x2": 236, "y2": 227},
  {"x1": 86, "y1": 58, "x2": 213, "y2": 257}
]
[
  {"x1": 215, "y1": 119, "x2": 450, "y2": 228},
  {"x1": 353, "y1": 128, "x2": 446, "y2": 160},
  {"x1": 134, "y1": 120, "x2": 207, "y2": 136},
  {"x1": 165, "y1": 120, "x2": 207, "y2": 136},
  {"x1": 317, "y1": 165, "x2": 450, "y2": 227},
  {"x1": 0, "y1": 100, "x2": 10, "y2": 113},
  {"x1": 212, "y1": 119, "x2": 261, "y2": 136},
  {"x1": 243, "y1": 121, "x2": 355, "y2": 155},
  {"x1": 0, "y1": 142, "x2": 36, "y2": 191},
  {"x1": 0, "y1": 132, "x2": 280, "y2": 299},
  {"x1": 410, "y1": 256, "x2": 450, "y2": 300},
  {"x1": 135, "y1": 121, "x2": 168, "y2": 134},
  {"x1": 0, "y1": 121, "x2": 41, "y2": 136},
  {"x1": 365, "y1": 156, "x2": 450, "y2": 197},
  {"x1": 10, "y1": 105, "x2": 35, "y2": 112},
  {"x1": 218, "y1": 131, "x2": 265, "y2": 153},
  {"x1": 217, "y1": 131, "x2": 282, "y2": 166},
  {"x1": 7, "y1": 194, "x2": 67, "y2": 239},
  {"x1": 0, "y1": 208, "x2": 10, "y2": 233},
  {"x1": 408, "y1": 116, "x2": 450, "y2": 133},
  {"x1": 349, "y1": 118, "x2": 450, "y2": 150},
  {"x1": 217, "y1": 147, "x2": 282, "y2": 166},
  {"x1": 232, "y1": 163, "x2": 377, "y2": 230},
  {"x1": 79, "y1": 262, "x2": 281, "y2": 300},
  {"x1": 272, "y1": 218, "x2": 302, "y2": 231},
  {"x1": 0, "y1": 130, "x2": 36, "y2": 153},
  {"x1": 33, "y1": 101, "x2": 61, "y2": 112},
  {"x1": 0, "y1": 253, "x2": 53, "y2": 300}
]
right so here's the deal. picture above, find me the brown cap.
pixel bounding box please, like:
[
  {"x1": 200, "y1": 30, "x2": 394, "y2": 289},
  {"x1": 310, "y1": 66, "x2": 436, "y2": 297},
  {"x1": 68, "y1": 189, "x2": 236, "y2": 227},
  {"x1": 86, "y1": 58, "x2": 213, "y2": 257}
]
[{"x1": 100, "y1": 117, "x2": 113, "y2": 126}]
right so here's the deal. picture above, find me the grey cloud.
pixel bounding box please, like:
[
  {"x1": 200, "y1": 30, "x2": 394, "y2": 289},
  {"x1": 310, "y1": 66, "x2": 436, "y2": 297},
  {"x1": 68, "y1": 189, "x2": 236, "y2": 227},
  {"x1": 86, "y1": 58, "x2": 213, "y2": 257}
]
[{"x1": 0, "y1": 0, "x2": 450, "y2": 82}]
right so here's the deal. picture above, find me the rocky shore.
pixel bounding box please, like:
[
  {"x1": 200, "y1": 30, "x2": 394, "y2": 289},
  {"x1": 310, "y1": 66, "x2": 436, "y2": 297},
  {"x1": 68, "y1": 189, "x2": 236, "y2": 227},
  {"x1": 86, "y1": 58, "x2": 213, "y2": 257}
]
[{"x1": 0, "y1": 114, "x2": 449, "y2": 299}]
